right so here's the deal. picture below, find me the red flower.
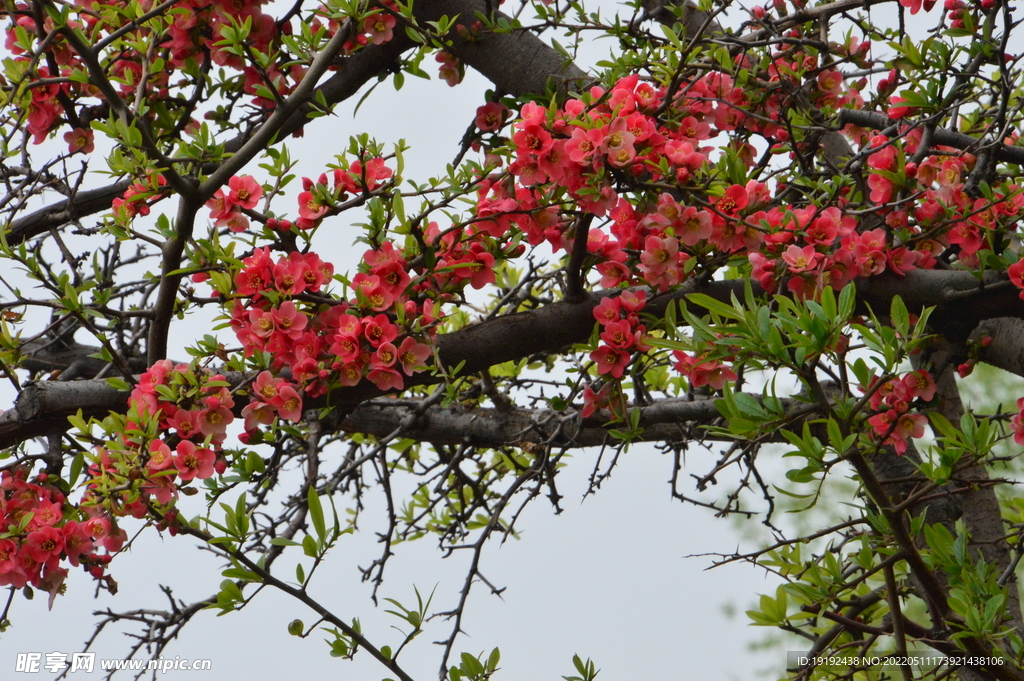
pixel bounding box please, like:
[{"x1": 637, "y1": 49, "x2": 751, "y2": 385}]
[
  {"x1": 363, "y1": 12, "x2": 396, "y2": 45},
  {"x1": 226, "y1": 175, "x2": 262, "y2": 210},
  {"x1": 397, "y1": 337, "x2": 431, "y2": 376},
  {"x1": 591, "y1": 345, "x2": 630, "y2": 379},
  {"x1": 475, "y1": 102, "x2": 509, "y2": 132},
  {"x1": 63, "y1": 127, "x2": 94, "y2": 154},
  {"x1": 1008, "y1": 260, "x2": 1024, "y2": 298},
  {"x1": 174, "y1": 441, "x2": 216, "y2": 481},
  {"x1": 24, "y1": 526, "x2": 64, "y2": 564}
]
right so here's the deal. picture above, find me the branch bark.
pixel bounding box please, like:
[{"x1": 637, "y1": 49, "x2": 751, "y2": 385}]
[
  {"x1": 838, "y1": 109, "x2": 1024, "y2": 165},
  {"x1": 5, "y1": 266, "x2": 1024, "y2": 449}
]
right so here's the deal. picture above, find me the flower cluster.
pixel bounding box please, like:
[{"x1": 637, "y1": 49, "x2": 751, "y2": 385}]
[
  {"x1": 671, "y1": 350, "x2": 739, "y2": 391},
  {"x1": 112, "y1": 173, "x2": 169, "y2": 224},
  {"x1": 206, "y1": 175, "x2": 264, "y2": 233},
  {"x1": 82, "y1": 361, "x2": 239, "y2": 522},
  {"x1": 1011, "y1": 398, "x2": 1024, "y2": 446},
  {"x1": 291, "y1": 161, "x2": 394, "y2": 230},
  {"x1": 228, "y1": 243, "x2": 435, "y2": 397},
  {"x1": 77, "y1": 358, "x2": 324, "y2": 569},
  {"x1": 864, "y1": 370, "x2": 937, "y2": 454},
  {"x1": 589, "y1": 291, "x2": 649, "y2": 379},
  {"x1": 0, "y1": 468, "x2": 122, "y2": 603}
]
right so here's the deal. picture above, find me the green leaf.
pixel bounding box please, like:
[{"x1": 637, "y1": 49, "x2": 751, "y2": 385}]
[
  {"x1": 270, "y1": 537, "x2": 301, "y2": 547},
  {"x1": 890, "y1": 295, "x2": 909, "y2": 337},
  {"x1": 308, "y1": 486, "x2": 326, "y2": 542},
  {"x1": 686, "y1": 292, "x2": 743, "y2": 320}
]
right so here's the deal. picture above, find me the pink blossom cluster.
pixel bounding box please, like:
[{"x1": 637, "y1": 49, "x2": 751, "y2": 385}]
[
  {"x1": 6, "y1": 0, "x2": 284, "y2": 154},
  {"x1": 319, "y1": 1, "x2": 399, "y2": 53},
  {"x1": 73, "y1": 361, "x2": 260, "y2": 548},
  {"x1": 227, "y1": 243, "x2": 435, "y2": 397},
  {"x1": 112, "y1": 173, "x2": 168, "y2": 224},
  {"x1": 899, "y1": 0, "x2": 996, "y2": 17},
  {"x1": 291, "y1": 161, "x2": 394, "y2": 230},
  {"x1": 0, "y1": 468, "x2": 122, "y2": 600},
  {"x1": 206, "y1": 175, "x2": 263, "y2": 233},
  {"x1": 863, "y1": 369, "x2": 936, "y2": 454},
  {"x1": 581, "y1": 381, "x2": 627, "y2": 419},
  {"x1": 1011, "y1": 398, "x2": 1024, "y2": 446},
  {"x1": 113, "y1": 361, "x2": 237, "y2": 508},
  {"x1": 589, "y1": 291, "x2": 650, "y2": 378},
  {"x1": 671, "y1": 351, "x2": 739, "y2": 391},
  {"x1": 493, "y1": 70, "x2": 863, "y2": 300}
]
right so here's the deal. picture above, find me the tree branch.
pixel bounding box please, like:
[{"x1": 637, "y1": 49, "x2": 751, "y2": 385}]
[
  {"x1": 838, "y1": 109, "x2": 1024, "y2": 165},
  {"x1": 5, "y1": 267, "x2": 1024, "y2": 448}
]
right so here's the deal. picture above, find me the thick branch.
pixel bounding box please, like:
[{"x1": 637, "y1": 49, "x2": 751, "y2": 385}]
[
  {"x1": 4, "y1": 267, "x2": 1024, "y2": 448},
  {"x1": 340, "y1": 396, "x2": 737, "y2": 448},
  {"x1": 838, "y1": 109, "x2": 1024, "y2": 165},
  {"x1": 971, "y1": 318, "x2": 1024, "y2": 378}
]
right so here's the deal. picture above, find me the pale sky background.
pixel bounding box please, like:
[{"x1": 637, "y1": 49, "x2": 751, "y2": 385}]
[{"x1": 0, "y1": 0, "x2": 932, "y2": 679}]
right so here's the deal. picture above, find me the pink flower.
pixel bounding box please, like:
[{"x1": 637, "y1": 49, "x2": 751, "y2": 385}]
[
  {"x1": 868, "y1": 409, "x2": 898, "y2": 436},
  {"x1": 148, "y1": 439, "x2": 174, "y2": 471},
  {"x1": 367, "y1": 367, "x2": 404, "y2": 391},
  {"x1": 1013, "y1": 413, "x2": 1024, "y2": 446},
  {"x1": 867, "y1": 174, "x2": 894, "y2": 204},
  {"x1": 1009, "y1": 260, "x2": 1024, "y2": 299},
  {"x1": 198, "y1": 405, "x2": 233, "y2": 436},
  {"x1": 226, "y1": 175, "x2": 262, "y2": 210},
  {"x1": 28, "y1": 500, "x2": 62, "y2": 529},
  {"x1": 590, "y1": 345, "x2": 630, "y2": 379},
  {"x1": 63, "y1": 127, "x2": 94, "y2": 154},
  {"x1": 640, "y1": 235, "x2": 679, "y2": 276},
  {"x1": 397, "y1": 337, "x2": 431, "y2": 376},
  {"x1": 297, "y1": 189, "x2": 329, "y2": 221},
  {"x1": 0, "y1": 539, "x2": 18, "y2": 575},
  {"x1": 512, "y1": 124, "x2": 554, "y2": 157},
  {"x1": 690, "y1": 359, "x2": 738, "y2": 390},
  {"x1": 566, "y1": 127, "x2": 603, "y2": 165},
  {"x1": 676, "y1": 207, "x2": 713, "y2": 246},
  {"x1": 335, "y1": 362, "x2": 363, "y2": 386},
  {"x1": 273, "y1": 301, "x2": 308, "y2": 338},
  {"x1": 887, "y1": 95, "x2": 919, "y2": 119},
  {"x1": 363, "y1": 11, "x2": 396, "y2": 45},
  {"x1": 252, "y1": 371, "x2": 282, "y2": 402},
  {"x1": 167, "y1": 409, "x2": 201, "y2": 440},
  {"x1": 902, "y1": 370, "x2": 936, "y2": 401},
  {"x1": 475, "y1": 102, "x2": 508, "y2": 132},
  {"x1": 593, "y1": 297, "x2": 622, "y2": 325},
  {"x1": 619, "y1": 289, "x2": 647, "y2": 313},
  {"x1": 715, "y1": 184, "x2": 749, "y2": 218},
  {"x1": 371, "y1": 342, "x2": 398, "y2": 369},
  {"x1": 62, "y1": 522, "x2": 94, "y2": 567},
  {"x1": 174, "y1": 441, "x2": 216, "y2": 481},
  {"x1": 273, "y1": 386, "x2": 303, "y2": 422},
  {"x1": 898, "y1": 0, "x2": 936, "y2": 14},
  {"x1": 24, "y1": 526, "x2": 64, "y2": 563},
  {"x1": 781, "y1": 245, "x2": 823, "y2": 274},
  {"x1": 435, "y1": 51, "x2": 463, "y2": 87},
  {"x1": 330, "y1": 333, "x2": 362, "y2": 363},
  {"x1": 600, "y1": 320, "x2": 636, "y2": 349},
  {"x1": 817, "y1": 70, "x2": 844, "y2": 95},
  {"x1": 363, "y1": 314, "x2": 399, "y2": 347}
]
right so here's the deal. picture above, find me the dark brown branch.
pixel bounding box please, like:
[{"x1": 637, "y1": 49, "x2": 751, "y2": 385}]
[
  {"x1": 563, "y1": 213, "x2": 593, "y2": 303},
  {"x1": 5, "y1": 266, "x2": 1024, "y2": 448},
  {"x1": 838, "y1": 109, "x2": 1024, "y2": 165}
]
